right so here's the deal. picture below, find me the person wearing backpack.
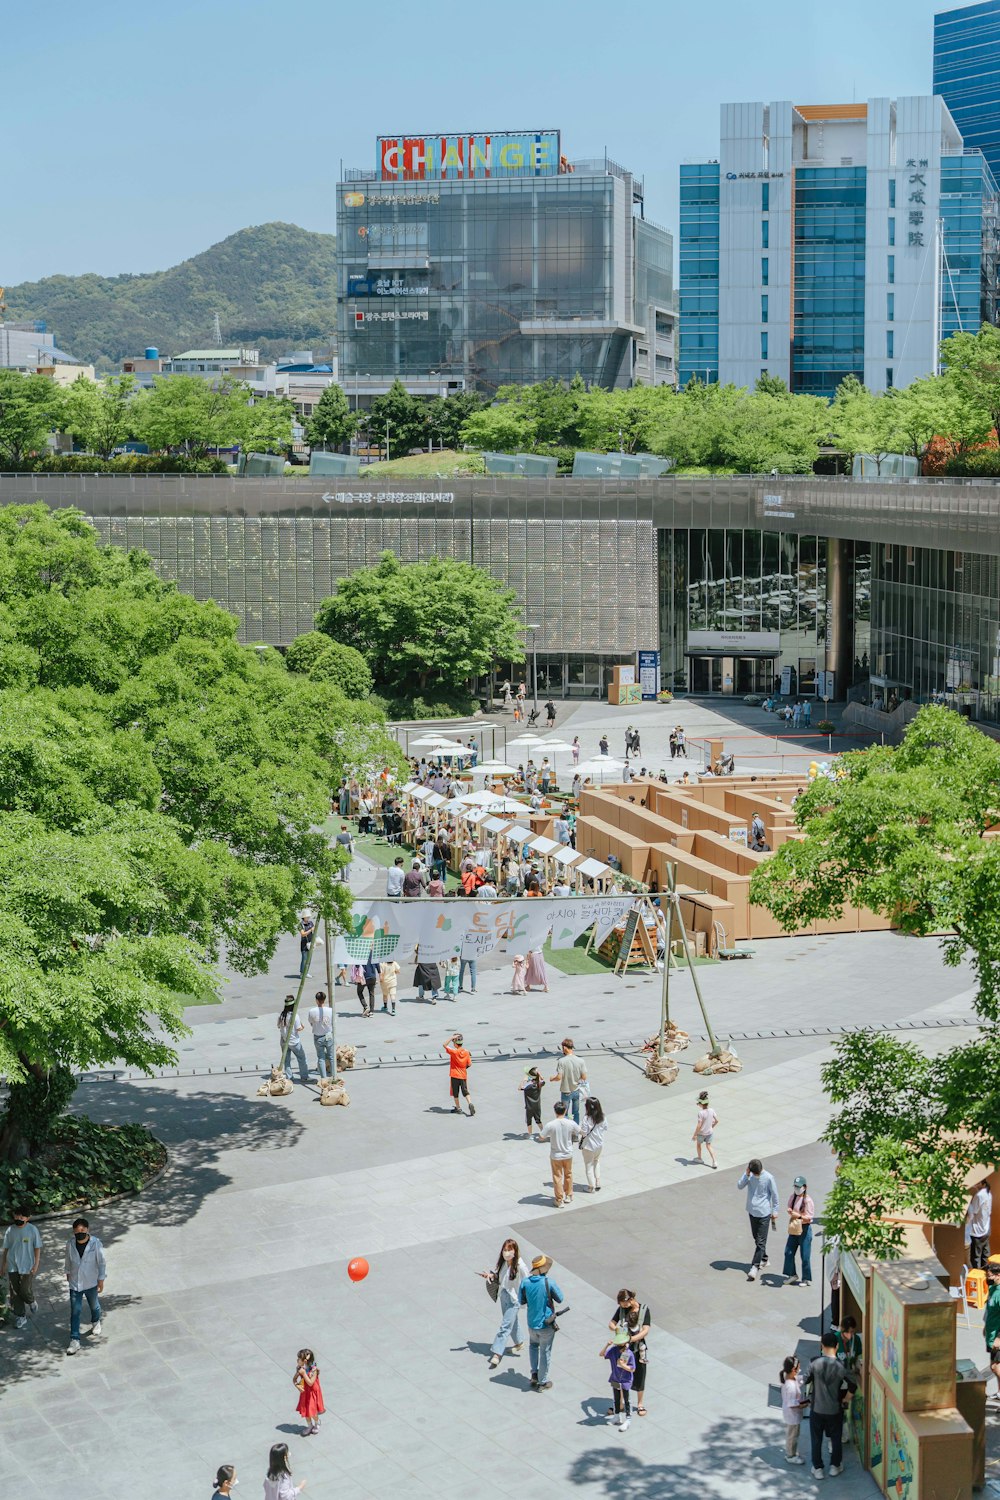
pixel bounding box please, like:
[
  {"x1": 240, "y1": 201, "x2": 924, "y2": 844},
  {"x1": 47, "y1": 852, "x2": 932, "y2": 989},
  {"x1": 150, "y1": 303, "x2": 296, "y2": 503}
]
[{"x1": 518, "y1": 1253, "x2": 565, "y2": 1391}]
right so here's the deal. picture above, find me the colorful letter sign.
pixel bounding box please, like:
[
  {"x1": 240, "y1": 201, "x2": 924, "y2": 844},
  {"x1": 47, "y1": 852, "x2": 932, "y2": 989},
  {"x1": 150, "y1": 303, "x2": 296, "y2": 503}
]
[{"x1": 377, "y1": 132, "x2": 560, "y2": 181}]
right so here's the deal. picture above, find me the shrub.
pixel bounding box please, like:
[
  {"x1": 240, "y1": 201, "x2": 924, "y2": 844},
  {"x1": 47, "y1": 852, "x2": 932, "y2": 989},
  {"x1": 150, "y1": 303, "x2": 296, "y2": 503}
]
[
  {"x1": 743, "y1": 694, "x2": 763, "y2": 706},
  {"x1": 308, "y1": 641, "x2": 373, "y2": 698},
  {"x1": 4, "y1": 454, "x2": 229, "y2": 475},
  {"x1": 942, "y1": 450, "x2": 1000, "y2": 478},
  {"x1": 817, "y1": 720, "x2": 835, "y2": 734},
  {"x1": 285, "y1": 630, "x2": 333, "y2": 675},
  {"x1": 0, "y1": 1116, "x2": 167, "y2": 1219}
]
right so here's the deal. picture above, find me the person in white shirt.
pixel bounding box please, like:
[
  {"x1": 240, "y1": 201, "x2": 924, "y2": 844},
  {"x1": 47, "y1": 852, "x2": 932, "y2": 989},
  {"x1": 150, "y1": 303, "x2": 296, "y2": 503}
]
[
  {"x1": 480, "y1": 1237, "x2": 530, "y2": 1370},
  {"x1": 692, "y1": 1089, "x2": 719, "y2": 1169},
  {"x1": 968, "y1": 1179, "x2": 993, "y2": 1268},
  {"x1": 386, "y1": 857, "x2": 405, "y2": 897},
  {"x1": 579, "y1": 1096, "x2": 608, "y2": 1192},
  {"x1": 779, "y1": 1354, "x2": 806, "y2": 1464},
  {"x1": 65, "y1": 1217, "x2": 106, "y2": 1354},
  {"x1": 307, "y1": 990, "x2": 334, "y2": 1078},
  {"x1": 263, "y1": 1443, "x2": 304, "y2": 1500},
  {"x1": 277, "y1": 996, "x2": 309, "y2": 1083},
  {"x1": 536, "y1": 1100, "x2": 582, "y2": 1205}
]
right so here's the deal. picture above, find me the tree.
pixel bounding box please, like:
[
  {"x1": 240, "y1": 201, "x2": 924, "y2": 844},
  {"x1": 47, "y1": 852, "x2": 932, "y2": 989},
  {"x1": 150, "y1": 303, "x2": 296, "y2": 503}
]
[
  {"x1": 0, "y1": 505, "x2": 401, "y2": 1162},
  {"x1": 315, "y1": 550, "x2": 524, "y2": 694},
  {"x1": 940, "y1": 322, "x2": 1000, "y2": 439},
  {"x1": 830, "y1": 377, "x2": 909, "y2": 473},
  {"x1": 133, "y1": 375, "x2": 291, "y2": 456},
  {"x1": 427, "y1": 390, "x2": 486, "y2": 450},
  {"x1": 750, "y1": 706, "x2": 1000, "y2": 1254},
  {"x1": 285, "y1": 630, "x2": 333, "y2": 675},
  {"x1": 0, "y1": 370, "x2": 64, "y2": 465},
  {"x1": 717, "y1": 389, "x2": 826, "y2": 474},
  {"x1": 460, "y1": 403, "x2": 537, "y2": 453},
  {"x1": 576, "y1": 387, "x2": 663, "y2": 454},
  {"x1": 367, "y1": 379, "x2": 429, "y2": 459},
  {"x1": 308, "y1": 640, "x2": 373, "y2": 698},
  {"x1": 306, "y1": 383, "x2": 357, "y2": 451},
  {"x1": 755, "y1": 372, "x2": 789, "y2": 396},
  {"x1": 61, "y1": 373, "x2": 137, "y2": 459}
]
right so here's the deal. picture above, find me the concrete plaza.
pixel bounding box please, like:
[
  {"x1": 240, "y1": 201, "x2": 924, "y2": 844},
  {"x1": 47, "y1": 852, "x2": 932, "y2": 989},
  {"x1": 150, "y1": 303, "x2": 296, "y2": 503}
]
[{"x1": 0, "y1": 698, "x2": 989, "y2": 1500}]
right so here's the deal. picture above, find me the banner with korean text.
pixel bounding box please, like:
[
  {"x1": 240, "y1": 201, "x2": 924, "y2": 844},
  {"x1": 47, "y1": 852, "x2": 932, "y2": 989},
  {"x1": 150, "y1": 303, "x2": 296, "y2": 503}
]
[{"x1": 344, "y1": 897, "x2": 639, "y2": 964}]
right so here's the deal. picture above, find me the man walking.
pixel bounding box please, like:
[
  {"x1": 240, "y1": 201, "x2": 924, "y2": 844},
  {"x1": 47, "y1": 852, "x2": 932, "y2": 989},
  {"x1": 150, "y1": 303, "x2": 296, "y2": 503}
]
[
  {"x1": 535, "y1": 1099, "x2": 581, "y2": 1206},
  {"x1": 804, "y1": 1330, "x2": 857, "y2": 1479},
  {"x1": 308, "y1": 990, "x2": 334, "y2": 1079},
  {"x1": 402, "y1": 860, "x2": 426, "y2": 897},
  {"x1": 65, "y1": 1217, "x2": 106, "y2": 1355},
  {"x1": 967, "y1": 1178, "x2": 993, "y2": 1268},
  {"x1": 2, "y1": 1207, "x2": 41, "y2": 1328},
  {"x1": 551, "y1": 1037, "x2": 587, "y2": 1124},
  {"x1": 335, "y1": 823, "x2": 355, "y2": 883},
  {"x1": 386, "y1": 856, "x2": 405, "y2": 897},
  {"x1": 737, "y1": 1157, "x2": 779, "y2": 1281},
  {"x1": 519, "y1": 1252, "x2": 565, "y2": 1391},
  {"x1": 443, "y1": 1032, "x2": 475, "y2": 1115}
]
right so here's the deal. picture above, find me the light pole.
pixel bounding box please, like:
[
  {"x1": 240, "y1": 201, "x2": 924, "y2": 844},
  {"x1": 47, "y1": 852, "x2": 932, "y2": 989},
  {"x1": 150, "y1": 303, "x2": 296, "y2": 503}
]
[
  {"x1": 526, "y1": 623, "x2": 540, "y2": 712},
  {"x1": 385, "y1": 419, "x2": 390, "y2": 462}
]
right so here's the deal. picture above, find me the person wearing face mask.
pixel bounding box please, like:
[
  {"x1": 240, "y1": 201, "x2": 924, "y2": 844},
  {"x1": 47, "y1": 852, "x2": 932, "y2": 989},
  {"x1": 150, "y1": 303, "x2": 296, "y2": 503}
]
[
  {"x1": 2, "y1": 1206, "x2": 42, "y2": 1328},
  {"x1": 479, "y1": 1238, "x2": 529, "y2": 1370},
  {"x1": 65, "y1": 1216, "x2": 106, "y2": 1355},
  {"x1": 211, "y1": 1463, "x2": 238, "y2": 1496}
]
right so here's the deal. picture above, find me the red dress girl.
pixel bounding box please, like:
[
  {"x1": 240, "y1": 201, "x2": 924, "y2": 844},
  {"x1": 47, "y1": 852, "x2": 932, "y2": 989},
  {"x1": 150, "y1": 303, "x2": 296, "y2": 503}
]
[{"x1": 294, "y1": 1348, "x2": 325, "y2": 1434}]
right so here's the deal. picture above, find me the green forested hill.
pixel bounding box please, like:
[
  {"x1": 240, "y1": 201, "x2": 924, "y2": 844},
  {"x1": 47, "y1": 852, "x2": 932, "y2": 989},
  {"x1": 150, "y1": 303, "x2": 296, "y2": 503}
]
[{"x1": 5, "y1": 222, "x2": 337, "y2": 369}]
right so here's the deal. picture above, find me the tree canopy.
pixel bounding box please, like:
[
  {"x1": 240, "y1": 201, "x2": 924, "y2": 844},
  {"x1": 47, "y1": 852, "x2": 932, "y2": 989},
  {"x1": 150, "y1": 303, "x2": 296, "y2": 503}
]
[
  {"x1": 0, "y1": 370, "x2": 66, "y2": 464},
  {"x1": 132, "y1": 374, "x2": 293, "y2": 455},
  {"x1": 0, "y1": 505, "x2": 400, "y2": 1159},
  {"x1": 305, "y1": 382, "x2": 357, "y2": 451},
  {"x1": 315, "y1": 550, "x2": 524, "y2": 695},
  {"x1": 750, "y1": 706, "x2": 1000, "y2": 1254}
]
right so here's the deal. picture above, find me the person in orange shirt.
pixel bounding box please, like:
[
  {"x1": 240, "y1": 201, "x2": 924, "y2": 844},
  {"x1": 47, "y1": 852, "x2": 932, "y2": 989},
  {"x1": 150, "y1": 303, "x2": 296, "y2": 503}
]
[{"x1": 443, "y1": 1032, "x2": 475, "y2": 1117}]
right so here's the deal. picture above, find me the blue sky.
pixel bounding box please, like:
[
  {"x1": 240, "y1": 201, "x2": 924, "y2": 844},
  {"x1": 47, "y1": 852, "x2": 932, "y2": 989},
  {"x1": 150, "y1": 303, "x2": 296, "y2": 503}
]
[{"x1": 3, "y1": 0, "x2": 963, "y2": 284}]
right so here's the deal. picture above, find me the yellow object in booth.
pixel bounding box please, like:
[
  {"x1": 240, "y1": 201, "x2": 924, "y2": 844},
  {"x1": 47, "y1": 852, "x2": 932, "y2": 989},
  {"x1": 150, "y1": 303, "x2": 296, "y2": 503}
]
[{"x1": 965, "y1": 1268, "x2": 988, "y2": 1310}]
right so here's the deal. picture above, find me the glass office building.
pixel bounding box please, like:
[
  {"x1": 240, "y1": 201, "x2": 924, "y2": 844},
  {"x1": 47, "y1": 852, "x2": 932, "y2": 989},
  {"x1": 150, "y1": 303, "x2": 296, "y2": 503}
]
[
  {"x1": 679, "y1": 98, "x2": 999, "y2": 394},
  {"x1": 934, "y1": 1, "x2": 1000, "y2": 183},
  {"x1": 337, "y1": 131, "x2": 672, "y2": 395},
  {"x1": 8, "y1": 471, "x2": 1000, "y2": 721}
]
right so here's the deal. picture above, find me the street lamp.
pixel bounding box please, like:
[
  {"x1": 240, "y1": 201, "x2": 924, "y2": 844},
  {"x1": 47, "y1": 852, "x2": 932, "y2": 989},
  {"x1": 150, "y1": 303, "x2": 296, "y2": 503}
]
[{"x1": 526, "y1": 623, "x2": 540, "y2": 712}]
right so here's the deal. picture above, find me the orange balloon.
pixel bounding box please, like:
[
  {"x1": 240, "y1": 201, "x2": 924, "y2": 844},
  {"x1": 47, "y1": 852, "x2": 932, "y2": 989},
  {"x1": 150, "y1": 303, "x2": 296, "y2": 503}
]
[{"x1": 347, "y1": 1257, "x2": 369, "y2": 1282}]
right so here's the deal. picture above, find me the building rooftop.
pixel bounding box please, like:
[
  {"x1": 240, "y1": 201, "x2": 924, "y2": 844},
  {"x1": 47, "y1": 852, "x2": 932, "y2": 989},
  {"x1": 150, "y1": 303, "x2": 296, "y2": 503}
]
[{"x1": 171, "y1": 349, "x2": 260, "y2": 362}]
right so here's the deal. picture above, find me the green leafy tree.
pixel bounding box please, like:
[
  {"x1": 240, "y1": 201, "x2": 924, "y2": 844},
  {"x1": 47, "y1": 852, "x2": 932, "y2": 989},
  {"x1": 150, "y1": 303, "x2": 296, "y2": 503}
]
[
  {"x1": 755, "y1": 372, "x2": 789, "y2": 395},
  {"x1": 315, "y1": 550, "x2": 524, "y2": 694},
  {"x1": 61, "y1": 373, "x2": 137, "y2": 459},
  {"x1": 308, "y1": 640, "x2": 373, "y2": 698},
  {"x1": 750, "y1": 705, "x2": 1000, "y2": 1254},
  {"x1": 305, "y1": 383, "x2": 357, "y2": 451},
  {"x1": 367, "y1": 379, "x2": 429, "y2": 459},
  {"x1": 940, "y1": 322, "x2": 1000, "y2": 439},
  {"x1": 427, "y1": 390, "x2": 487, "y2": 449},
  {"x1": 576, "y1": 387, "x2": 663, "y2": 454},
  {"x1": 830, "y1": 377, "x2": 909, "y2": 473},
  {"x1": 285, "y1": 630, "x2": 333, "y2": 674},
  {"x1": 0, "y1": 370, "x2": 64, "y2": 465},
  {"x1": 0, "y1": 504, "x2": 401, "y2": 1161},
  {"x1": 460, "y1": 403, "x2": 537, "y2": 453},
  {"x1": 718, "y1": 389, "x2": 826, "y2": 474},
  {"x1": 133, "y1": 374, "x2": 290, "y2": 455}
]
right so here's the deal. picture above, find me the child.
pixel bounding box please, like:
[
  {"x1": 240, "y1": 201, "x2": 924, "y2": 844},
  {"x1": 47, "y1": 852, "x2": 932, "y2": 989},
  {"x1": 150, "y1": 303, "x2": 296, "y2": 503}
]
[
  {"x1": 511, "y1": 954, "x2": 527, "y2": 994},
  {"x1": 779, "y1": 1354, "x2": 805, "y2": 1464},
  {"x1": 600, "y1": 1327, "x2": 636, "y2": 1430},
  {"x1": 378, "y1": 958, "x2": 400, "y2": 1016},
  {"x1": 444, "y1": 954, "x2": 460, "y2": 998},
  {"x1": 692, "y1": 1090, "x2": 719, "y2": 1169},
  {"x1": 294, "y1": 1347, "x2": 325, "y2": 1436},
  {"x1": 520, "y1": 1066, "x2": 544, "y2": 1136}
]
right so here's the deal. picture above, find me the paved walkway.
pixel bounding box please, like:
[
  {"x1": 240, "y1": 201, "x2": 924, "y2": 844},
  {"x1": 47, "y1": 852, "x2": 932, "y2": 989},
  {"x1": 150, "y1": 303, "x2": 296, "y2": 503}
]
[{"x1": 0, "y1": 700, "x2": 983, "y2": 1498}]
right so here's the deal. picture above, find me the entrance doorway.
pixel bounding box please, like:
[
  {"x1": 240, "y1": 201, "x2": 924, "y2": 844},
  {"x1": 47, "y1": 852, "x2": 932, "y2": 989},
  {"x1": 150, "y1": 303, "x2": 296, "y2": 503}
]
[{"x1": 687, "y1": 656, "x2": 777, "y2": 694}]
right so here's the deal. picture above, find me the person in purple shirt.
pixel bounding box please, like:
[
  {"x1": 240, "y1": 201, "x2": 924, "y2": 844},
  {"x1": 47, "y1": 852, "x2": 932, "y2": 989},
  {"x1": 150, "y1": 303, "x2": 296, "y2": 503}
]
[{"x1": 600, "y1": 1327, "x2": 636, "y2": 1430}]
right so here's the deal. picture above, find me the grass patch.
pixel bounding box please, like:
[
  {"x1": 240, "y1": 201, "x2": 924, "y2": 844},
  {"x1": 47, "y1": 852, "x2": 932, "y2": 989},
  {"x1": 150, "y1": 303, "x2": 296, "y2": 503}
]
[
  {"x1": 359, "y1": 449, "x2": 485, "y2": 478},
  {"x1": 543, "y1": 936, "x2": 618, "y2": 976}
]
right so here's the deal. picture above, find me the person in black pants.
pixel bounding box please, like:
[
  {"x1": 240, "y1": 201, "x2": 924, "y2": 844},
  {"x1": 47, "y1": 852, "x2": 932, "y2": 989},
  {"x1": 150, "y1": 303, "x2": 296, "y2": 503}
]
[
  {"x1": 803, "y1": 1331, "x2": 857, "y2": 1479},
  {"x1": 520, "y1": 1067, "x2": 544, "y2": 1136},
  {"x1": 355, "y1": 958, "x2": 377, "y2": 1016},
  {"x1": 736, "y1": 1158, "x2": 779, "y2": 1282}
]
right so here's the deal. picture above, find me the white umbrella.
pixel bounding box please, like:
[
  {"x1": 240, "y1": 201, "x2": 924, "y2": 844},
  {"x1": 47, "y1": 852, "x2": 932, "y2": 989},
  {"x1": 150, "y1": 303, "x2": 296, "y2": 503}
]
[
  {"x1": 576, "y1": 756, "x2": 626, "y2": 775},
  {"x1": 461, "y1": 789, "x2": 506, "y2": 806},
  {"x1": 508, "y1": 734, "x2": 548, "y2": 749},
  {"x1": 410, "y1": 735, "x2": 460, "y2": 749},
  {"x1": 472, "y1": 760, "x2": 517, "y2": 775},
  {"x1": 490, "y1": 796, "x2": 532, "y2": 814},
  {"x1": 539, "y1": 739, "x2": 573, "y2": 754}
]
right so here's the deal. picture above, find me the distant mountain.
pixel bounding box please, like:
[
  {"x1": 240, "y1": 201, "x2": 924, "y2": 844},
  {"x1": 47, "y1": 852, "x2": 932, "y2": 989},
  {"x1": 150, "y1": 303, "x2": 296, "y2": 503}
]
[{"x1": 5, "y1": 222, "x2": 338, "y2": 369}]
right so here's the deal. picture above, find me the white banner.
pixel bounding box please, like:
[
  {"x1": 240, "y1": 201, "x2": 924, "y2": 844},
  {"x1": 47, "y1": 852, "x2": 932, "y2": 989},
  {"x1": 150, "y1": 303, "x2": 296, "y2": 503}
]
[{"x1": 345, "y1": 896, "x2": 641, "y2": 964}]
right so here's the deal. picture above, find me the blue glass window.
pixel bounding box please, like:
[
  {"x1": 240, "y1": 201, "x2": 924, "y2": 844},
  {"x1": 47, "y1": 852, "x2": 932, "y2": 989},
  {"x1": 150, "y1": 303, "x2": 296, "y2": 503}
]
[
  {"x1": 761, "y1": 331, "x2": 768, "y2": 360},
  {"x1": 887, "y1": 292, "x2": 894, "y2": 321},
  {"x1": 888, "y1": 218, "x2": 895, "y2": 246},
  {"x1": 761, "y1": 294, "x2": 769, "y2": 323},
  {"x1": 889, "y1": 180, "x2": 896, "y2": 208},
  {"x1": 887, "y1": 254, "x2": 894, "y2": 284},
  {"x1": 761, "y1": 256, "x2": 769, "y2": 286},
  {"x1": 886, "y1": 330, "x2": 894, "y2": 358},
  {"x1": 761, "y1": 219, "x2": 769, "y2": 249},
  {"x1": 762, "y1": 182, "x2": 770, "y2": 212}
]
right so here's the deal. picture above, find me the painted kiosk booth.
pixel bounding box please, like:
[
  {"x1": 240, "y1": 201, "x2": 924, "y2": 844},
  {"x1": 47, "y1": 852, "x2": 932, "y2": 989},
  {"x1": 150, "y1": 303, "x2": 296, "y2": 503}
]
[{"x1": 839, "y1": 1240, "x2": 978, "y2": 1499}]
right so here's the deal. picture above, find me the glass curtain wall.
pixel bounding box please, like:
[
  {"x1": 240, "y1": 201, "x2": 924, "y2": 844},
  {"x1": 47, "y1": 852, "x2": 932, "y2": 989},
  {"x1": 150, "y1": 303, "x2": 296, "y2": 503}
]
[
  {"x1": 338, "y1": 176, "x2": 623, "y2": 393},
  {"x1": 940, "y1": 152, "x2": 1000, "y2": 339},
  {"x1": 792, "y1": 167, "x2": 866, "y2": 396},
  {"x1": 678, "y1": 164, "x2": 720, "y2": 385},
  {"x1": 934, "y1": 1, "x2": 1000, "y2": 183}
]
